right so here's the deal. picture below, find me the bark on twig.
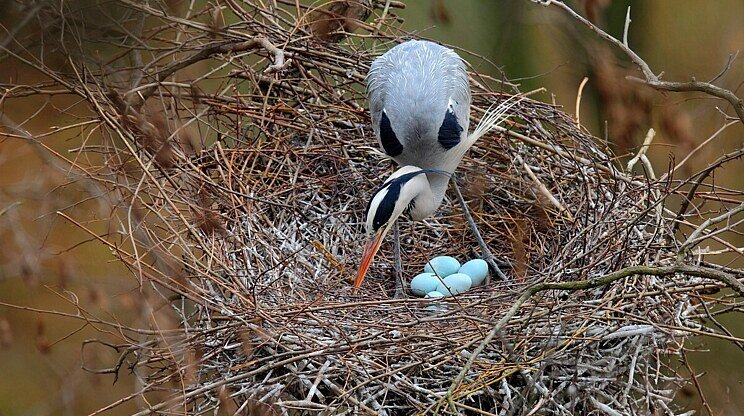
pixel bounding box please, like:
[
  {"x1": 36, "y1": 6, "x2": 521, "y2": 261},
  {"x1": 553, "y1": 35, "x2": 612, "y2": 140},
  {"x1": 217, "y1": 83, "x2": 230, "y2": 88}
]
[
  {"x1": 130, "y1": 37, "x2": 288, "y2": 108},
  {"x1": 537, "y1": 0, "x2": 744, "y2": 125}
]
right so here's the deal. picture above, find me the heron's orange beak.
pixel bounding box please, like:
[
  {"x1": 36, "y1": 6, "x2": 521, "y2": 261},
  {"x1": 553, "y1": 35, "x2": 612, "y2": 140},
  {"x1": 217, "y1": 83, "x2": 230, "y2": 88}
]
[{"x1": 354, "y1": 230, "x2": 386, "y2": 288}]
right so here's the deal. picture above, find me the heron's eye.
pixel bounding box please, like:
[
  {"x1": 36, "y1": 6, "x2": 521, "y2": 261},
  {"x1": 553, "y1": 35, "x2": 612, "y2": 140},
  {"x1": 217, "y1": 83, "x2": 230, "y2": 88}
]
[
  {"x1": 437, "y1": 110, "x2": 462, "y2": 150},
  {"x1": 379, "y1": 110, "x2": 403, "y2": 157}
]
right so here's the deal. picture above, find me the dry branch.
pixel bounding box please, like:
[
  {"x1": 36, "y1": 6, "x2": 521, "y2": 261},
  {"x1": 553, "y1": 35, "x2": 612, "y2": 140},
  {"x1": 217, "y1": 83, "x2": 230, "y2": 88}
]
[{"x1": 536, "y1": 0, "x2": 744, "y2": 125}]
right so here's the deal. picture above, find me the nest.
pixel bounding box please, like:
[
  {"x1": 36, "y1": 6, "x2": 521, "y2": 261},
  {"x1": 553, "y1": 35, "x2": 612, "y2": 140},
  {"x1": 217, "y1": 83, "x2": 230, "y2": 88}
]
[{"x1": 9, "y1": 1, "x2": 743, "y2": 415}]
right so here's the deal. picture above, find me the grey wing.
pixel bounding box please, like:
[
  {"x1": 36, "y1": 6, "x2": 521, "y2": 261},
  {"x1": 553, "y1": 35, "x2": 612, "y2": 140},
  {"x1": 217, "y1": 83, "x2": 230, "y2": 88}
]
[
  {"x1": 439, "y1": 47, "x2": 470, "y2": 136},
  {"x1": 366, "y1": 44, "x2": 405, "y2": 158},
  {"x1": 366, "y1": 40, "x2": 471, "y2": 160}
]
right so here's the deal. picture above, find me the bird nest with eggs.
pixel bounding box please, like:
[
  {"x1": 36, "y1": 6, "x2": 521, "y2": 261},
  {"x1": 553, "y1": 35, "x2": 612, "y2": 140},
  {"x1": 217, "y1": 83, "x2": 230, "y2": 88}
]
[{"x1": 18, "y1": 1, "x2": 743, "y2": 415}]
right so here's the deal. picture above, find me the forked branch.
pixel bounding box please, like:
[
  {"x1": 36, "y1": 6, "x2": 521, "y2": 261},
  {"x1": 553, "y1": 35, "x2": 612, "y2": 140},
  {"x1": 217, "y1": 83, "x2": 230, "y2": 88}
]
[
  {"x1": 129, "y1": 37, "x2": 288, "y2": 108},
  {"x1": 535, "y1": 0, "x2": 744, "y2": 125}
]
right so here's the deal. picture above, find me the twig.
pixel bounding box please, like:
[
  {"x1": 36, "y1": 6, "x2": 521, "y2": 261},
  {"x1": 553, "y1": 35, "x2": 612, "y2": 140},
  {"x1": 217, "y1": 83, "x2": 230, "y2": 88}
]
[
  {"x1": 130, "y1": 37, "x2": 288, "y2": 108},
  {"x1": 575, "y1": 76, "x2": 589, "y2": 127},
  {"x1": 0, "y1": 201, "x2": 21, "y2": 216},
  {"x1": 515, "y1": 155, "x2": 575, "y2": 222},
  {"x1": 438, "y1": 262, "x2": 743, "y2": 412},
  {"x1": 671, "y1": 146, "x2": 744, "y2": 234},
  {"x1": 626, "y1": 128, "x2": 655, "y2": 172},
  {"x1": 622, "y1": 7, "x2": 631, "y2": 47},
  {"x1": 537, "y1": 0, "x2": 744, "y2": 125},
  {"x1": 660, "y1": 121, "x2": 738, "y2": 181},
  {"x1": 680, "y1": 349, "x2": 713, "y2": 416},
  {"x1": 679, "y1": 203, "x2": 744, "y2": 257}
]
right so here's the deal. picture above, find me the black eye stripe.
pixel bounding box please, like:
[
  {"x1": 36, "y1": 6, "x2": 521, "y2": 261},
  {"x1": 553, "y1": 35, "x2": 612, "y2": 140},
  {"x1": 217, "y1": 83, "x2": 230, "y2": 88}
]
[
  {"x1": 372, "y1": 185, "x2": 400, "y2": 231},
  {"x1": 366, "y1": 170, "x2": 426, "y2": 232},
  {"x1": 437, "y1": 110, "x2": 462, "y2": 150},
  {"x1": 365, "y1": 169, "x2": 451, "y2": 232},
  {"x1": 380, "y1": 111, "x2": 403, "y2": 157}
]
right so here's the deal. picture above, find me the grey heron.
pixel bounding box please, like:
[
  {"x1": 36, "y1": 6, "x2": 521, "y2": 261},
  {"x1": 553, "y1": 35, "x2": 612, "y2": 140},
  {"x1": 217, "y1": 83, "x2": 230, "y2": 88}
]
[{"x1": 356, "y1": 40, "x2": 518, "y2": 291}]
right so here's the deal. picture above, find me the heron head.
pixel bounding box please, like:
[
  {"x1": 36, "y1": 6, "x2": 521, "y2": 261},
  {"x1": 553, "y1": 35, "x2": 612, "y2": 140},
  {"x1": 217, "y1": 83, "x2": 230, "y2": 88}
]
[{"x1": 355, "y1": 166, "x2": 447, "y2": 288}]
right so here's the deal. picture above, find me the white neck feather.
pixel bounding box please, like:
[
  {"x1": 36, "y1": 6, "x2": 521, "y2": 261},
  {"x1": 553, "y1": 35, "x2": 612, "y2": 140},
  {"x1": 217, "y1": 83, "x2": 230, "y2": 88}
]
[{"x1": 409, "y1": 174, "x2": 443, "y2": 221}]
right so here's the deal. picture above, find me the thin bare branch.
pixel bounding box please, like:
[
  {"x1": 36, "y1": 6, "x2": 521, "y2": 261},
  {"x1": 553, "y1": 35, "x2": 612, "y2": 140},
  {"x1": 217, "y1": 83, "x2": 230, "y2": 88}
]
[{"x1": 537, "y1": 0, "x2": 744, "y2": 125}]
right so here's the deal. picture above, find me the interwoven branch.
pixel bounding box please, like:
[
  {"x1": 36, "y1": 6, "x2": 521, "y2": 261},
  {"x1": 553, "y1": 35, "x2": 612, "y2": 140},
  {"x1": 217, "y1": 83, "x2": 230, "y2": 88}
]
[
  {"x1": 439, "y1": 263, "x2": 743, "y2": 411},
  {"x1": 130, "y1": 37, "x2": 288, "y2": 109},
  {"x1": 0, "y1": 1, "x2": 741, "y2": 415}
]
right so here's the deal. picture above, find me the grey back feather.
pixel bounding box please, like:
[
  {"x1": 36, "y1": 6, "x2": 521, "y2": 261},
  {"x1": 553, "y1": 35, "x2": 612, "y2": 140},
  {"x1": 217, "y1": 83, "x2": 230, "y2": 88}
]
[{"x1": 367, "y1": 40, "x2": 471, "y2": 169}]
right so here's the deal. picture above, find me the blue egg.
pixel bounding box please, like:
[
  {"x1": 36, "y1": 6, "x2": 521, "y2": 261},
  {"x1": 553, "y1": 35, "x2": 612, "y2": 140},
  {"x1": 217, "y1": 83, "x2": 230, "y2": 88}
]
[
  {"x1": 458, "y1": 259, "x2": 489, "y2": 286},
  {"x1": 424, "y1": 291, "x2": 445, "y2": 310},
  {"x1": 423, "y1": 256, "x2": 461, "y2": 277},
  {"x1": 434, "y1": 273, "x2": 472, "y2": 296},
  {"x1": 410, "y1": 273, "x2": 440, "y2": 296}
]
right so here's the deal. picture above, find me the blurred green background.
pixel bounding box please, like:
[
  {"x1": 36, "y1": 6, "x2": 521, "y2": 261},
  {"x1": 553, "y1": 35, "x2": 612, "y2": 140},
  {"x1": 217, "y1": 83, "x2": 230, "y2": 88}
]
[{"x1": 1, "y1": 0, "x2": 742, "y2": 414}]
